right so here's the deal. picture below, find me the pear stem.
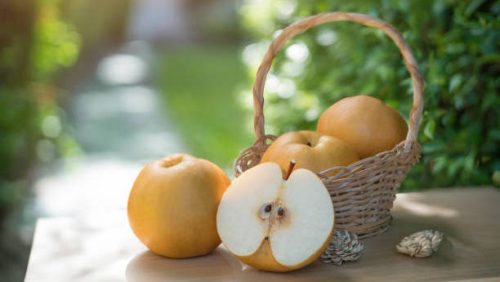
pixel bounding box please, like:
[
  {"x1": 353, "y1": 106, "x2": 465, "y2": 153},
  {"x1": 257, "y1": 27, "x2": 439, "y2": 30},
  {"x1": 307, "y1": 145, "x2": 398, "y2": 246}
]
[{"x1": 284, "y1": 160, "x2": 296, "y2": 180}]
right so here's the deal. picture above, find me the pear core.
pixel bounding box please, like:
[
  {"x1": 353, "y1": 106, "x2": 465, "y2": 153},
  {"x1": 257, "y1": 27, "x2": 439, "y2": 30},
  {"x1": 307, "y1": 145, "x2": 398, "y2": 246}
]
[{"x1": 217, "y1": 163, "x2": 334, "y2": 272}]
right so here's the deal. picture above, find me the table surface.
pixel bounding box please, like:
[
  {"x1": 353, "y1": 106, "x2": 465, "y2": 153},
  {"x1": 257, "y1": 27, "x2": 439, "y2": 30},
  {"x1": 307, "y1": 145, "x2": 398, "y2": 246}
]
[{"x1": 25, "y1": 187, "x2": 500, "y2": 282}]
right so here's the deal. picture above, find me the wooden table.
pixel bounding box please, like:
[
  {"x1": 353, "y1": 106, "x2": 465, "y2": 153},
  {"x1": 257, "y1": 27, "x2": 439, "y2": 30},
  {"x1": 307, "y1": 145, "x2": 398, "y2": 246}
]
[{"x1": 25, "y1": 187, "x2": 500, "y2": 282}]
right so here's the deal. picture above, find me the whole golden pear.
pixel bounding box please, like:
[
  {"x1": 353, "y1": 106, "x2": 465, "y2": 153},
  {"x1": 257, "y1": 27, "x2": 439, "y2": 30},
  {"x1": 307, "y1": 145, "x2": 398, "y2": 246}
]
[
  {"x1": 317, "y1": 95, "x2": 408, "y2": 158},
  {"x1": 128, "y1": 154, "x2": 230, "y2": 258}
]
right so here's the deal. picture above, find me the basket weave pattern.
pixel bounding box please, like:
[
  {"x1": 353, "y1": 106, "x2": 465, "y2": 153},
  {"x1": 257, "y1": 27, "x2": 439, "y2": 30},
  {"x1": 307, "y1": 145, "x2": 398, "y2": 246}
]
[{"x1": 234, "y1": 12, "x2": 424, "y2": 239}]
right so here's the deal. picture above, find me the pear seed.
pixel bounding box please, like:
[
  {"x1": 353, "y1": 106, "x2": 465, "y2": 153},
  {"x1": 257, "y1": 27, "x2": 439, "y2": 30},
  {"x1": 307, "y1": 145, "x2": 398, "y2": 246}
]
[
  {"x1": 264, "y1": 204, "x2": 272, "y2": 213},
  {"x1": 277, "y1": 207, "x2": 285, "y2": 216}
]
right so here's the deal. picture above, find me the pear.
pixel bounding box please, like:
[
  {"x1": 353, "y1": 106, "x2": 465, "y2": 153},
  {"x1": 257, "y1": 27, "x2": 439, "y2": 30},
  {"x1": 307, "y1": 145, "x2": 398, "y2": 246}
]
[{"x1": 217, "y1": 162, "x2": 334, "y2": 272}]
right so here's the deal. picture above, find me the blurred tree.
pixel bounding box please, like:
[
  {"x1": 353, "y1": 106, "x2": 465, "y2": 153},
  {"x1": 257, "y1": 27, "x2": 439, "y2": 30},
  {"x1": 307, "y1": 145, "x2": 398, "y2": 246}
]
[
  {"x1": 0, "y1": 0, "x2": 80, "y2": 215},
  {"x1": 240, "y1": 0, "x2": 499, "y2": 189},
  {"x1": 185, "y1": 0, "x2": 243, "y2": 42},
  {"x1": 60, "y1": 0, "x2": 129, "y2": 49}
]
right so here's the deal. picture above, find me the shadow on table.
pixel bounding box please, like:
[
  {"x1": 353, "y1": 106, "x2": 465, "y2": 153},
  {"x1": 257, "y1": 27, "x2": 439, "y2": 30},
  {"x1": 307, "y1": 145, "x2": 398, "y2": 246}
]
[
  {"x1": 126, "y1": 247, "x2": 356, "y2": 282},
  {"x1": 126, "y1": 248, "x2": 235, "y2": 282},
  {"x1": 386, "y1": 193, "x2": 482, "y2": 270}
]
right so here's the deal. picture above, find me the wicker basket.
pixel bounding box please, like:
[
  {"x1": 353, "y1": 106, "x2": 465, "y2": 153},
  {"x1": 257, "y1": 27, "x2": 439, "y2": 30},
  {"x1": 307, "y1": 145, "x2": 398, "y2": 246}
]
[{"x1": 234, "y1": 12, "x2": 424, "y2": 239}]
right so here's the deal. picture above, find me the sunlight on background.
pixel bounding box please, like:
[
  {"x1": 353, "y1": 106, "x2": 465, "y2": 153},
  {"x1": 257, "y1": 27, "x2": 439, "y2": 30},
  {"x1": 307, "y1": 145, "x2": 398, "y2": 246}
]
[
  {"x1": 397, "y1": 194, "x2": 459, "y2": 218},
  {"x1": 285, "y1": 42, "x2": 309, "y2": 63},
  {"x1": 97, "y1": 54, "x2": 148, "y2": 85},
  {"x1": 76, "y1": 86, "x2": 157, "y2": 116},
  {"x1": 26, "y1": 212, "x2": 142, "y2": 282},
  {"x1": 34, "y1": 160, "x2": 140, "y2": 217},
  {"x1": 315, "y1": 29, "x2": 337, "y2": 46}
]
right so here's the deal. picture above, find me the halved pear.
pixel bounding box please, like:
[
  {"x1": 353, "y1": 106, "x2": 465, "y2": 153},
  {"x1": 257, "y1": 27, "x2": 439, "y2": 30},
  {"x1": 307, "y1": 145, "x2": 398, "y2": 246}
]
[{"x1": 216, "y1": 163, "x2": 334, "y2": 272}]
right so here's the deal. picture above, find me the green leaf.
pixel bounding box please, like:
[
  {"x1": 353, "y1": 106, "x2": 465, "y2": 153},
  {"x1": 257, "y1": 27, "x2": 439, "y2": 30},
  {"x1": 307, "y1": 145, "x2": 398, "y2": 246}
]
[
  {"x1": 424, "y1": 119, "x2": 436, "y2": 140},
  {"x1": 449, "y1": 74, "x2": 463, "y2": 93}
]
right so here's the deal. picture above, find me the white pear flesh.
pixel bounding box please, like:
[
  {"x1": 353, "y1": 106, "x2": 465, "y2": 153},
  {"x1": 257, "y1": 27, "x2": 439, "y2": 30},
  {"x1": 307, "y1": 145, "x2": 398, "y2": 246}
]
[
  {"x1": 217, "y1": 163, "x2": 334, "y2": 272},
  {"x1": 217, "y1": 163, "x2": 282, "y2": 256}
]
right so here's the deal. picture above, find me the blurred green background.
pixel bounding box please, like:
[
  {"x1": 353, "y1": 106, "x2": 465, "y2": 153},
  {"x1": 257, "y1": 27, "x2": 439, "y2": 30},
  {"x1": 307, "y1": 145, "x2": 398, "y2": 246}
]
[{"x1": 0, "y1": 0, "x2": 498, "y2": 280}]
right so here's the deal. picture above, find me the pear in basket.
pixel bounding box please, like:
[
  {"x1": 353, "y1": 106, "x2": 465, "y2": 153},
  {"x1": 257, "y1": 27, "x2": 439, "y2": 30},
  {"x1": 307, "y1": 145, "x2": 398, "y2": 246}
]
[
  {"x1": 317, "y1": 95, "x2": 408, "y2": 158},
  {"x1": 260, "y1": 130, "x2": 359, "y2": 175}
]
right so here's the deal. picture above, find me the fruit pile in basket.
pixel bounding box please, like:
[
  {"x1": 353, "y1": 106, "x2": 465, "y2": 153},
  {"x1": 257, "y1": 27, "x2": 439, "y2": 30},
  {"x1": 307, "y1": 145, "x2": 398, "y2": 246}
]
[
  {"x1": 261, "y1": 95, "x2": 407, "y2": 175},
  {"x1": 127, "y1": 12, "x2": 423, "y2": 272}
]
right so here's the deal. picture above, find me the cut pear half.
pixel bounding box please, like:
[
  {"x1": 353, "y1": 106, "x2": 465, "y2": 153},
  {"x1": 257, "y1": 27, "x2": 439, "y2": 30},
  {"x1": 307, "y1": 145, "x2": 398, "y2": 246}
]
[{"x1": 217, "y1": 163, "x2": 334, "y2": 272}]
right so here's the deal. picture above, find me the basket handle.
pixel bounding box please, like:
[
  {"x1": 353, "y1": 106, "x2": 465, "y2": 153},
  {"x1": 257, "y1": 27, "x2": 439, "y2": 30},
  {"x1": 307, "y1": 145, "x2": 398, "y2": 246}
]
[{"x1": 252, "y1": 12, "x2": 424, "y2": 151}]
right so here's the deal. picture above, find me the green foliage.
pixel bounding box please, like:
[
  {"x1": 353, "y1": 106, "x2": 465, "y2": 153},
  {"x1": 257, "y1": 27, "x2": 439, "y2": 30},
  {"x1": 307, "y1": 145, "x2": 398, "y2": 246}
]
[
  {"x1": 155, "y1": 46, "x2": 252, "y2": 169},
  {"x1": 0, "y1": 0, "x2": 80, "y2": 208},
  {"x1": 240, "y1": 0, "x2": 499, "y2": 189},
  {"x1": 33, "y1": 1, "x2": 80, "y2": 82}
]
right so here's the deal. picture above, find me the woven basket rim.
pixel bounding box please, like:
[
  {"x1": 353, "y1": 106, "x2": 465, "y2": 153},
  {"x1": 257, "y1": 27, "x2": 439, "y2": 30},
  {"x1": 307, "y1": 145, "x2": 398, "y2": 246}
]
[{"x1": 235, "y1": 137, "x2": 420, "y2": 178}]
